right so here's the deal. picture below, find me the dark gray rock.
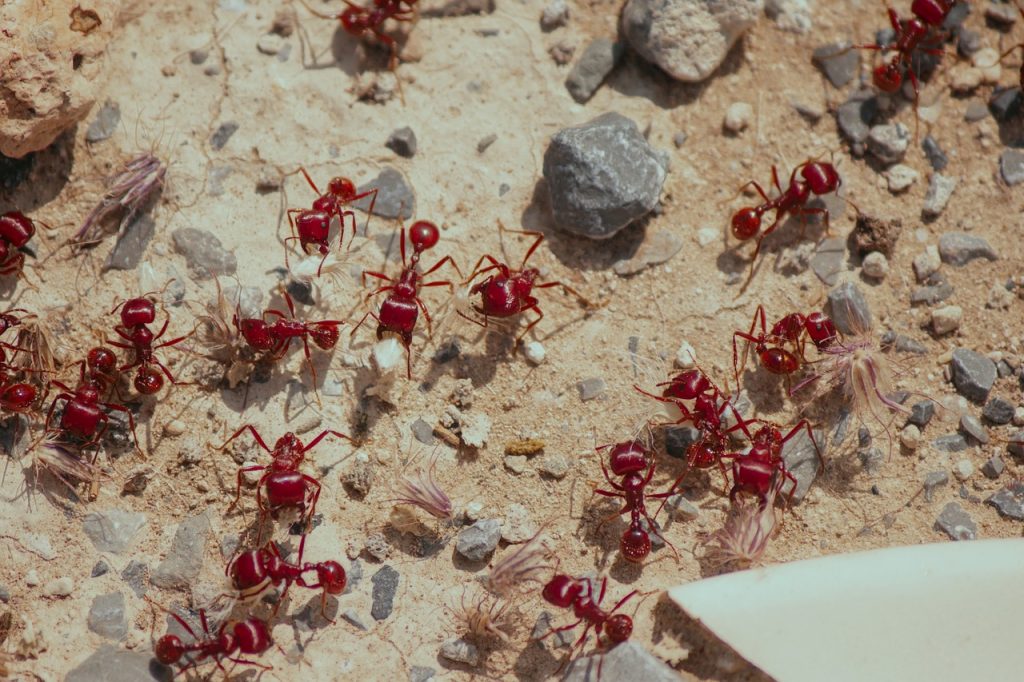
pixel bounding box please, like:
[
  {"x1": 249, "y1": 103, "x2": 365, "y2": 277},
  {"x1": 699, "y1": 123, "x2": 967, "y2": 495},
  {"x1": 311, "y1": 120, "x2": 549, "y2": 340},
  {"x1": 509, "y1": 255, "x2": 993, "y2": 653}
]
[
  {"x1": 664, "y1": 426, "x2": 701, "y2": 458},
  {"x1": 440, "y1": 638, "x2": 480, "y2": 665},
  {"x1": 923, "y1": 471, "x2": 949, "y2": 502},
  {"x1": 476, "y1": 134, "x2": 497, "y2": 153},
  {"x1": 982, "y1": 455, "x2": 1005, "y2": 479},
  {"x1": 935, "y1": 502, "x2": 977, "y2": 541},
  {"x1": 171, "y1": 228, "x2": 237, "y2": 279},
  {"x1": 411, "y1": 418, "x2": 435, "y2": 445},
  {"x1": 92, "y1": 561, "x2": 110, "y2": 577},
  {"x1": 859, "y1": 446, "x2": 884, "y2": 474},
  {"x1": 781, "y1": 426, "x2": 825, "y2": 503},
  {"x1": 990, "y1": 87, "x2": 1022, "y2": 121},
  {"x1": 922, "y1": 174, "x2": 956, "y2": 218},
  {"x1": 386, "y1": 127, "x2": 417, "y2": 158},
  {"x1": 951, "y1": 348, "x2": 997, "y2": 402},
  {"x1": 120, "y1": 560, "x2": 147, "y2": 598},
  {"x1": 910, "y1": 282, "x2": 954, "y2": 305},
  {"x1": 86, "y1": 101, "x2": 121, "y2": 143},
  {"x1": 958, "y1": 28, "x2": 982, "y2": 56},
  {"x1": 987, "y1": 482, "x2": 1024, "y2": 520},
  {"x1": 0, "y1": 584, "x2": 8, "y2": 602},
  {"x1": 1000, "y1": 149, "x2": 1024, "y2": 186},
  {"x1": 921, "y1": 135, "x2": 948, "y2": 171},
  {"x1": 836, "y1": 94, "x2": 878, "y2": 155},
  {"x1": 983, "y1": 397, "x2": 1015, "y2": 425},
  {"x1": 565, "y1": 39, "x2": 623, "y2": 103},
  {"x1": 82, "y1": 510, "x2": 147, "y2": 554},
  {"x1": 959, "y1": 414, "x2": 990, "y2": 444},
  {"x1": 353, "y1": 167, "x2": 415, "y2": 220},
  {"x1": 66, "y1": 645, "x2": 172, "y2": 682},
  {"x1": 908, "y1": 400, "x2": 935, "y2": 427},
  {"x1": 812, "y1": 42, "x2": 858, "y2": 88},
  {"x1": 189, "y1": 48, "x2": 208, "y2": 64},
  {"x1": 88, "y1": 592, "x2": 127, "y2": 639},
  {"x1": 932, "y1": 434, "x2": 968, "y2": 452},
  {"x1": 1008, "y1": 431, "x2": 1024, "y2": 458},
  {"x1": 827, "y1": 282, "x2": 872, "y2": 334},
  {"x1": 577, "y1": 377, "x2": 606, "y2": 401},
  {"x1": 809, "y1": 236, "x2": 845, "y2": 286},
  {"x1": 210, "y1": 121, "x2": 239, "y2": 150},
  {"x1": 987, "y1": 3, "x2": 1019, "y2": 25},
  {"x1": 370, "y1": 565, "x2": 399, "y2": 621},
  {"x1": 964, "y1": 99, "x2": 989, "y2": 121},
  {"x1": 565, "y1": 641, "x2": 678, "y2": 682},
  {"x1": 881, "y1": 333, "x2": 927, "y2": 354},
  {"x1": 105, "y1": 215, "x2": 156, "y2": 271},
  {"x1": 938, "y1": 232, "x2": 997, "y2": 265},
  {"x1": 455, "y1": 518, "x2": 501, "y2": 561},
  {"x1": 151, "y1": 511, "x2": 211, "y2": 589},
  {"x1": 543, "y1": 112, "x2": 668, "y2": 239},
  {"x1": 997, "y1": 359, "x2": 1014, "y2": 378}
]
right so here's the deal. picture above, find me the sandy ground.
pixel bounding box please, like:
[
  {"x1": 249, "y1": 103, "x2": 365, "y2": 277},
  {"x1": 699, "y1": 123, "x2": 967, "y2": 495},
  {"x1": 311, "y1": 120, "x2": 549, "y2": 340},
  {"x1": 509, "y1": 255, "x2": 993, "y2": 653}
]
[{"x1": 1, "y1": 0, "x2": 1023, "y2": 680}]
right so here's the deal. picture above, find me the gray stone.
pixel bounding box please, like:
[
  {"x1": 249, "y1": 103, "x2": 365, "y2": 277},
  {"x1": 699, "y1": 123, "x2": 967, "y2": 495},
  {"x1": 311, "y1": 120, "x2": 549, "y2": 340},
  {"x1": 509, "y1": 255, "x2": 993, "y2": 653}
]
[
  {"x1": 665, "y1": 426, "x2": 701, "y2": 458},
  {"x1": 987, "y1": 482, "x2": 1024, "y2": 520},
  {"x1": 959, "y1": 414, "x2": 990, "y2": 444},
  {"x1": 440, "y1": 637, "x2": 480, "y2": 665},
  {"x1": 105, "y1": 215, "x2": 156, "y2": 271},
  {"x1": 532, "y1": 611, "x2": 574, "y2": 649},
  {"x1": 577, "y1": 377, "x2": 606, "y2": 401},
  {"x1": 987, "y1": 3, "x2": 1019, "y2": 24},
  {"x1": 938, "y1": 232, "x2": 998, "y2": 265},
  {"x1": 982, "y1": 455, "x2": 1005, "y2": 479},
  {"x1": 386, "y1": 127, "x2": 417, "y2": 158},
  {"x1": 965, "y1": 99, "x2": 989, "y2": 121},
  {"x1": 66, "y1": 645, "x2": 172, "y2": 682},
  {"x1": 983, "y1": 397, "x2": 1015, "y2": 425},
  {"x1": 565, "y1": 641, "x2": 678, "y2": 682},
  {"x1": 455, "y1": 518, "x2": 501, "y2": 561},
  {"x1": 82, "y1": 510, "x2": 147, "y2": 554},
  {"x1": 908, "y1": 400, "x2": 935, "y2": 427},
  {"x1": 989, "y1": 87, "x2": 1022, "y2": 121},
  {"x1": 86, "y1": 101, "x2": 121, "y2": 143},
  {"x1": 411, "y1": 418, "x2": 435, "y2": 445},
  {"x1": 543, "y1": 112, "x2": 667, "y2": 239},
  {"x1": 935, "y1": 502, "x2": 977, "y2": 541},
  {"x1": 120, "y1": 560, "x2": 147, "y2": 598},
  {"x1": 565, "y1": 39, "x2": 623, "y2": 103},
  {"x1": 1000, "y1": 149, "x2": 1024, "y2": 186},
  {"x1": 92, "y1": 561, "x2": 109, "y2": 577},
  {"x1": 1008, "y1": 431, "x2": 1024, "y2": 458},
  {"x1": 827, "y1": 282, "x2": 872, "y2": 335},
  {"x1": 410, "y1": 666, "x2": 436, "y2": 682},
  {"x1": 910, "y1": 282, "x2": 954, "y2": 305},
  {"x1": 765, "y1": 0, "x2": 812, "y2": 33},
  {"x1": 370, "y1": 565, "x2": 399, "y2": 621},
  {"x1": 859, "y1": 446, "x2": 884, "y2": 475},
  {"x1": 541, "y1": 0, "x2": 569, "y2": 30},
  {"x1": 951, "y1": 348, "x2": 997, "y2": 402},
  {"x1": 809, "y1": 236, "x2": 846, "y2": 286},
  {"x1": 780, "y1": 426, "x2": 825, "y2": 503},
  {"x1": 353, "y1": 167, "x2": 415, "y2": 220},
  {"x1": 933, "y1": 433, "x2": 969, "y2": 453},
  {"x1": 923, "y1": 471, "x2": 949, "y2": 502},
  {"x1": 812, "y1": 42, "x2": 858, "y2": 88},
  {"x1": 151, "y1": 511, "x2": 211, "y2": 589},
  {"x1": 921, "y1": 135, "x2": 948, "y2": 171},
  {"x1": 895, "y1": 335, "x2": 928, "y2": 354},
  {"x1": 612, "y1": 229, "x2": 684, "y2": 275},
  {"x1": 923, "y1": 174, "x2": 957, "y2": 218},
  {"x1": 172, "y1": 228, "x2": 237, "y2": 279},
  {"x1": 867, "y1": 123, "x2": 910, "y2": 164},
  {"x1": 476, "y1": 134, "x2": 497, "y2": 153},
  {"x1": 538, "y1": 454, "x2": 570, "y2": 479},
  {"x1": 0, "y1": 584, "x2": 8, "y2": 602},
  {"x1": 836, "y1": 94, "x2": 878, "y2": 154},
  {"x1": 665, "y1": 494, "x2": 699, "y2": 520},
  {"x1": 210, "y1": 121, "x2": 239, "y2": 150},
  {"x1": 88, "y1": 592, "x2": 127, "y2": 639},
  {"x1": 621, "y1": 0, "x2": 762, "y2": 83}
]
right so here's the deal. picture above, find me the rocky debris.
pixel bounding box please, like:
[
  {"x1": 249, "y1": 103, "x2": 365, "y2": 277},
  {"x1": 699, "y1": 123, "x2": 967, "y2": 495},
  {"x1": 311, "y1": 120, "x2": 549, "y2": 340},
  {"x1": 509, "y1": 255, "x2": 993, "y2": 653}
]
[
  {"x1": 812, "y1": 42, "x2": 858, "y2": 87},
  {"x1": 538, "y1": 453, "x2": 570, "y2": 479},
  {"x1": 867, "y1": 123, "x2": 909, "y2": 164},
  {"x1": 935, "y1": 502, "x2": 977, "y2": 541},
  {"x1": 439, "y1": 405, "x2": 491, "y2": 448},
  {"x1": 340, "y1": 609, "x2": 370, "y2": 631},
  {"x1": 988, "y1": 283, "x2": 1014, "y2": 309},
  {"x1": 210, "y1": 121, "x2": 239, "y2": 150},
  {"x1": 922, "y1": 174, "x2": 957, "y2": 218},
  {"x1": 665, "y1": 495, "x2": 700, "y2": 520},
  {"x1": 613, "y1": 229, "x2": 684, "y2": 276},
  {"x1": 577, "y1": 377, "x2": 606, "y2": 401},
  {"x1": 410, "y1": 666, "x2": 436, "y2": 682},
  {"x1": 862, "y1": 252, "x2": 889, "y2": 279},
  {"x1": 543, "y1": 112, "x2": 668, "y2": 239},
  {"x1": 983, "y1": 397, "x2": 1015, "y2": 425},
  {"x1": 900, "y1": 424, "x2": 921, "y2": 450},
  {"x1": 66, "y1": 644, "x2": 172, "y2": 682},
  {"x1": 826, "y1": 282, "x2": 872, "y2": 334},
  {"x1": 953, "y1": 459, "x2": 974, "y2": 481},
  {"x1": 836, "y1": 93, "x2": 878, "y2": 154},
  {"x1": 913, "y1": 245, "x2": 941, "y2": 281},
  {"x1": 504, "y1": 454, "x2": 528, "y2": 474},
  {"x1": 88, "y1": 592, "x2": 127, "y2": 639},
  {"x1": 932, "y1": 434, "x2": 968, "y2": 453},
  {"x1": 911, "y1": 272, "x2": 954, "y2": 306},
  {"x1": 565, "y1": 39, "x2": 623, "y2": 103},
  {"x1": 92, "y1": 561, "x2": 109, "y2": 577},
  {"x1": 1000, "y1": 148, "x2": 1024, "y2": 185},
  {"x1": 440, "y1": 638, "x2": 480, "y2": 665},
  {"x1": 621, "y1": 0, "x2": 762, "y2": 83},
  {"x1": 951, "y1": 348, "x2": 997, "y2": 403},
  {"x1": 765, "y1": 0, "x2": 812, "y2": 33},
  {"x1": 354, "y1": 167, "x2": 416, "y2": 220},
  {"x1": 541, "y1": 0, "x2": 569, "y2": 30},
  {"x1": 965, "y1": 98, "x2": 990, "y2": 121},
  {"x1": 120, "y1": 561, "x2": 147, "y2": 598},
  {"x1": 455, "y1": 519, "x2": 502, "y2": 561},
  {"x1": 1007, "y1": 431, "x2": 1024, "y2": 458},
  {"x1": 85, "y1": 100, "x2": 121, "y2": 143},
  {"x1": 989, "y1": 86, "x2": 1022, "y2": 121},
  {"x1": 883, "y1": 164, "x2": 918, "y2": 193},
  {"x1": 987, "y1": 482, "x2": 1024, "y2": 520},
  {"x1": 959, "y1": 414, "x2": 989, "y2": 444},
  {"x1": 523, "y1": 340, "x2": 547, "y2": 365},
  {"x1": 256, "y1": 33, "x2": 284, "y2": 55},
  {"x1": 476, "y1": 134, "x2": 497, "y2": 153},
  {"x1": 343, "y1": 452, "x2": 375, "y2": 496},
  {"x1": 780, "y1": 425, "x2": 824, "y2": 503},
  {"x1": 938, "y1": 232, "x2": 998, "y2": 266},
  {"x1": 982, "y1": 456, "x2": 1005, "y2": 479},
  {"x1": 723, "y1": 101, "x2": 754, "y2": 134},
  {"x1": 502, "y1": 503, "x2": 539, "y2": 543},
  {"x1": 105, "y1": 215, "x2": 157, "y2": 271},
  {"x1": 150, "y1": 511, "x2": 212, "y2": 589},
  {"x1": 172, "y1": 228, "x2": 237, "y2": 279},
  {"x1": 411, "y1": 418, "x2": 435, "y2": 445},
  {"x1": 549, "y1": 42, "x2": 575, "y2": 65},
  {"x1": 921, "y1": 135, "x2": 949, "y2": 171},
  {"x1": 370, "y1": 565, "x2": 400, "y2": 620},
  {"x1": 386, "y1": 127, "x2": 417, "y2": 158},
  {"x1": 364, "y1": 533, "x2": 392, "y2": 562},
  {"x1": 882, "y1": 333, "x2": 927, "y2": 354},
  {"x1": 986, "y1": 2, "x2": 1019, "y2": 25},
  {"x1": 82, "y1": 510, "x2": 147, "y2": 554},
  {"x1": 923, "y1": 471, "x2": 949, "y2": 502},
  {"x1": 565, "y1": 641, "x2": 679, "y2": 682},
  {"x1": 42, "y1": 577, "x2": 73, "y2": 597},
  {"x1": 809, "y1": 237, "x2": 846, "y2": 286},
  {"x1": 931, "y1": 305, "x2": 962, "y2": 335}
]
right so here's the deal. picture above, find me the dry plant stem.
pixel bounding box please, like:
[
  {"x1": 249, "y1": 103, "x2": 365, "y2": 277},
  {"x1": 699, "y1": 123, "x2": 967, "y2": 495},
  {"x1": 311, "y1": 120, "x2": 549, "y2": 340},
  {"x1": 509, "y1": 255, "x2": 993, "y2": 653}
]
[
  {"x1": 393, "y1": 454, "x2": 453, "y2": 520},
  {"x1": 453, "y1": 588, "x2": 517, "y2": 644},
  {"x1": 75, "y1": 154, "x2": 166, "y2": 244},
  {"x1": 485, "y1": 530, "x2": 554, "y2": 597},
  {"x1": 12, "y1": 313, "x2": 63, "y2": 374},
  {"x1": 704, "y1": 485, "x2": 779, "y2": 572}
]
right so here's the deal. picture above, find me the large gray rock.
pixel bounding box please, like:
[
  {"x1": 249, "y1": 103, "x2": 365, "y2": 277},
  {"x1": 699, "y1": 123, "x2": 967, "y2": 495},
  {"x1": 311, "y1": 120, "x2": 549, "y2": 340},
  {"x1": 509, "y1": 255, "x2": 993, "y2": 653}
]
[
  {"x1": 827, "y1": 281, "x2": 872, "y2": 334},
  {"x1": 82, "y1": 510, "x2": 147, "y2": 554},
  {"x1": 565, "y1": 641, "x2": 678, "y2": 682},
  {"x1": 88, "y1": 592, "x2": 127, "y2": 639},
  {"x1": 150, "y1": 511, "x2": 211, "y2": 589},
  {"x1": 66, "y1": 644, "x2": 171, "y2": 682},
  {"x1": 455, "y1": 518, "x2": 502, "y2": 561},
  {"x1": 780, "y1": 426, "x2": 825, "y2": 503},
  {"x1": 171, "y1": 228, "x2": 237, "y2": 279},
  {"x1": 938, "y1": 232, "x2": 997, "y2": 266},
  {"x1": 950, "y1": 348, "x2": 996, "y2": 403},
  {"x1": 543, "y1": 112, "x2": 668, "y2": 239},
  {"x1": 621, "y1": 0, "x2": 763, "y2": 83},
  {"x1": 370, "y1": 565, "x2": 399, "y2": 621}
]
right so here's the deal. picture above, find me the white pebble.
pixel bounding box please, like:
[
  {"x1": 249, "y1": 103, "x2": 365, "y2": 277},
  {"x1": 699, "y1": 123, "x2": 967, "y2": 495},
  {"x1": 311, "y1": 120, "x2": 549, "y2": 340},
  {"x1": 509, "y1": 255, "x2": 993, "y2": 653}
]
[
  {"x1": 1014, "y1": 407, "x2": 1024, "y2": 427},
  {"x1": 523, "y1": 341, "x2": 546, "y2": 365},
  {"x1": 900, "y1": 424, "x2": 921, "y2": 450},
  {"x1": 884, "y1": 164, "x2": 918, "y2": 193},
  {"x1": 464, "y1": 501, "x2": 484, "y2": 522},
  {"x1": 953, "y1": 459, "x2": 974, "y2": 481},
  {"x1": 42, "y1": 577, "x2": 73, "y2": 597},
  {"x1": 987, "y1": 284, "x2": 1014, "y2": 310},
  {"x1": 931, "y1": 305, "x2": 962, "y2": 335},
  {"x1": 164, "y1": 419, "x2": 186, "y2": 436},
  {"x1": 862, "y1": 252, "x2": 889, "y2": 280},
  {"x1": 256, "y1": 33, "x2": 283, "y2": 55},
  {"x1": 948, "y1": 65, "x2": 982, "y2": 93},
  {"x1": 913, "y1": 245, "x2": 940, "y2": 282},
  {"x1": 674, "y1": 340, "x2": 697, "y2": 369},
  {"x1": 723, "y1": 102, "x2": 753, "y2": 133},
  {"x1": 696, "y1": 227, "x2": 718, "y2": 247},
  {"x1": 972, "y1": 47, "x2": 1002, "y2": 83},
  {"x1": 25, "y1": 569, "x2": 39, "y2": 586}
]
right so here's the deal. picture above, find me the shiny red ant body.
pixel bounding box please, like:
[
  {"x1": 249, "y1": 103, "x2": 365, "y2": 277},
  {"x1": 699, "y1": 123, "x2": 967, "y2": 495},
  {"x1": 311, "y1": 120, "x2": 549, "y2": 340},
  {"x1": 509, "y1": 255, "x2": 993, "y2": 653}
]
[
  {"x1": 593, "y1": 440, "x2": 676, "y2": 564},
  {"x1": 152, "y1": 604, "x2": 272, "y2": 676},
  {"x1": 285, "y1": 168, "x2": 377, "y2": 274},
  {"x1": 540, "y1": 574, "x2": 636, "y2": 673},
  {"x1": 0, "y1": 356, "x2": 35, "y2": 416},
  {"x1": 339, "y1": 0, "x2": 418, "y2": 69},
  {"x1": 218, "y1": 426, "x2": 352, "y2": 536},
  {"x1": 109, "y1": 296, "x2": 190, "y2": 395},
  {"x1": 726, "y1": 421, "x2": 820, "y2": 507},
  {"x1": 228, "y1": 541, "x2": 346, "y2": 619},
  {"x1": 461, "y1": 229, "x2": 588, "y2": 344},
  {"x1": 732, "y1": 306, "x2": 838, "y2": 385},
  {"x1": 354, "y1": 220, "x2": 460, "y2": 377},
  {"x1": 0, "y1": 211, "x2": 36, "y2": 277}
]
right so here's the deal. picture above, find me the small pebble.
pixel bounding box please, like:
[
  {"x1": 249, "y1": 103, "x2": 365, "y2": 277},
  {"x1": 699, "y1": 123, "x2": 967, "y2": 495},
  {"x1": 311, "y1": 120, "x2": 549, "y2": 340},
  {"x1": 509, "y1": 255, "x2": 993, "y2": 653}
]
[
  {"x1": 951, "y1": 348, "x2": 997, "y2": 403},
  {"x1": 921, "y1": 135, "x2": 948, "y2": 171},
  {"x1": 922, "y1": 174, "x2": 957, "y2": 218},
  {"x1": 935, "y1": 502, "x2": 977, "y2": 541},
  {"x1": 939, "y1": 232, "x2": 998, "y2": 265},
  {"x1": 836, "y1": 94, "x2": 878, "y2": 154},
  {"x1": 900, "y1": 424, "x2": 921, "y2": 450},
  {"x1": 989, "y1": 87, "x2": 1022, "y2": 121},
  {"x1": 884, "y1": 164, "x2": 918, "y2": 193},
  {"x1": 410, "y1": 666, "x2": 436, "y2": 682},
  {"x1": 723, "y1": 102, "x2": 753, "y2": 133},
  {"x1": 665, "y1": 495, "x2": 699, "y2": 521},
  {"x1": 933, "y1": 433, "x2": 969, "y2": 452},
  {"x1": 981, "y1": 455, "x2": 1005, "y2": 479},
  {"x1": 986, "y1": 3, "x2": 1019, "y2": 25},
  {"x1": 189, "y1": 48, "x2": 208, "y2": 64},
  {"x1": 565, "y1": 38, "x2": 622, "y2": 103},
  {"x1": 949, "y1": 64, "x2": 982, "y2": 92},
  {"x1": 959, "y1": 414, "x2": 990, "y2": 444},
  {"x1": 385, "y1": 127, "x2": 417, "y2": 158},
  {"x1": 953, "y1": 459, "x2": 974, "y2": 482},
  {"x1": 538, "y1": 454, "x2": 570, "y2": 479},
  {"x1": 986, "y1": 482, "x2": 1024, "y2": 520},
  {"x1": 987, "y1": 283, "x2": 1014, "y2": 309},
  {"x1": 965, "y1": 99, "x2": 990, "y2": 121},
  {"x1": 673, "y1": 131, "x2": 688, "y2": 147},
  {"x1": 364, "y1": 533, "x2": 392, "y2": 562},
  {"x1": 501, "y1": 503, "x2": 538, "y2": 543},
  {"x1": 164, "y1": 419, "x2": 186, "y2": 436},
  {"x1": 370, "y1": 565, "x2": 400, "y2": 621},
  {"x1": 440, "y1": 638, "x2": 480, "y2": 666},
  {"x1": 674, "y1": 340, "x2": 697, "y2": 369},
  {"x1": 523, "y1": 341, "x2": 546, "y2": 365},
  {"x1": 256, "y1": 33, "x2": 283, "y2": 55},
  {"x1": 91, "y1": 561, "x2": 110, "y2": 578},
  {"x1": 982, "y1": 397, "x2": 1015, "y2": 425},
  {"x1": 25, "y1": 569, "x2": 39, "y2": 586},
  {"x1": 464, "y1": 501, "x2": 484, "y2": 522},
  {"x1": 210, "y1": 121, "x2": 239, "y2": 150},
  {"x1": 867, "y1": 123, "x2": 910, "y2": 164},
  {"x1": 862, "y1": 252, "x2": 889, "y2": 279},
  {"x1": 577, "y1": 377, "x2": 606, "y2": 401},
  {"x1": 540, "y1": 0, "x2": 569, "y2": 30},
  {"x1": 455, "y1": 519, "x2": 501, "y2": 561},
  {"x1": 88, "y1": 592, "x2": 127, "y2": 639},
  {"x1": 1000, "y1": 148, "x2": 1024, "y2": 186},
  {"x1": 931, "y1": 305, "x2": 962, "y2": 335},
  {"x1": 42, "y1": 577, "x2": 74, "y2": 597},
  {"x1": 504, "y1": 454, "x2": 529, "y2": 474},
  {"x1": 811, "y1": 42, "x2": 859, "y2": 88},
  {"x1": 826, "y1": 281, "x2": 872, "y2": 334},
  {"x1": 923, "y1": 471, "x2": 949, "y2": 502},
  {"x1": 476, "y1": 134, "x2": 497, "y2": 153},
  {"x1": 696, "y1": 226, "x2": 718, "y2": 247},
  {"x1": 913, "y1": 245, "x2": 941, "y2": 282},
  {"x1": 1013, "y1": 407, "x2": 1024, "y2": 427}
]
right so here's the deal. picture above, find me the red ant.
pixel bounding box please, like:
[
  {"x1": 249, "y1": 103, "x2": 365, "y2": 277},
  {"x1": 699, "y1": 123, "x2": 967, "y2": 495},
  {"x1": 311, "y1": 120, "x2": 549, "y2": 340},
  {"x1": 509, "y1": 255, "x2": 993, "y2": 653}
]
[
  {"x1": 217, "y1": 426, "x2": 353, "y2": 537},
  {"x1": 726, "y1": 421, "x2": 821, "y2": 507},
  {"x1": 730, "y1": 160, "x2": 843, "y2": 290},
  {"x1": 354, "y1": 219, "x2": 460, "y2": 378},
  {"x1": 0, "y1": 308, "x2": 27, "y2": 341},
  {"x1": 0, "y1": 341, "x2": 40, "y2": 416},
  {"x1": 732, "y1": 306, "x2": 838, "y2": 386},
  {"x1": 236, "y1": 290, "x2": 343, "y2": 388},
  {"x1": 539, "y1": 574, "x2": 636, "y2": 675},
  {"x1": 461, "y1": 228, "x2": 590, "y2": 344},
  {"x1": 285, "y1": 168, "x2": 378, "y2": 275},
  {"x1": 0, "y1": 211, "x2": 36, "y2": 277},
  {"x1": 151, "y1": 602, "x2": 272, "y2": 676},
  {"x1": 108, "y1": 296, "x2": 191, "y2": 395},
  {"x1": 592, "y1": 440, "x2": 677, "y2": 564},
  {"x1": 228, "y1": 541, "x2": 346, "y2": 619}
]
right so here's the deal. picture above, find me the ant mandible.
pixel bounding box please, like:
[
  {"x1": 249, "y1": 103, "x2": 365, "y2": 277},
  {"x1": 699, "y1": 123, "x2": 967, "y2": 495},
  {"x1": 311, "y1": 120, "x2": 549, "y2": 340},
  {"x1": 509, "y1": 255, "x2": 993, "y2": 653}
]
[
  {"x1": 150, "y1": 601, "x2": 273, "y2": 676},
  {"x1": 108, "y1": 295, "x2": 191, "y2": 395},
  {"x1": 228, "y1": 541, "x2": 347, "y2": 620}
]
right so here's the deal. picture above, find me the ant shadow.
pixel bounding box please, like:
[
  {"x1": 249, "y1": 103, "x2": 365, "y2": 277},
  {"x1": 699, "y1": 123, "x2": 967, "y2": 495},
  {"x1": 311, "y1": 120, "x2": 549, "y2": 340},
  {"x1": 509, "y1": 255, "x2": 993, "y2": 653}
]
[
  {"x1": 991, "y1": 87, "x2": 1024, "y2": 147},
  {"x1": 737, "y1": 367, "x2": 788, "y2": 414},
  {"x1": 0, "y1": 129, "x2": 76, "y2": 211},
  {"x1": 511, "y1": 642, "x2": 563, "y2": 682}
]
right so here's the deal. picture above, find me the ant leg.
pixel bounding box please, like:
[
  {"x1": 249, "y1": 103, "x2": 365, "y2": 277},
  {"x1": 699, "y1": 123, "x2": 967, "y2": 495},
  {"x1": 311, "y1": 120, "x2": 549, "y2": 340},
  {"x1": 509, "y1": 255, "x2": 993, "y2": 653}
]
[
  {"x1": 464, "y1": 254, "x2": 503, "y2": 284},
  {"x1": 102, "y1": 402, "x2": 140, "y2": 454},
  {"x1": 215, "y1": 424, "x2": 273, "y2": 453},
  {"x1": 298, "y1": 166, "x2": 322, "y2": 195},
  {"x1": 421, "y1": 254, "x2": 463, "y2": 279},
  {"x1": 515, "y1": 304, "x2": 543, "y2": 345},
  {"x1": 302, "y1": 429, "x2": 354, "y2": 452},
  {"x1": 228, "y1": 467, "x2": 266, "y2": 513}
]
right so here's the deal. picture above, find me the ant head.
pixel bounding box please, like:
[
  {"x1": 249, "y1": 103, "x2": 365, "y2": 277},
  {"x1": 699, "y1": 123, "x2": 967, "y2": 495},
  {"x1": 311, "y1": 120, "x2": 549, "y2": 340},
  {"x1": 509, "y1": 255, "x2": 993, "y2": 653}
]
[
  {"x1": 408, "y1": 220, "x2": 440, "y2": 253},
  {"x1": 327, "y1": 177, "x2": 357, "y2": 201},
  {"x1": 239, "y1": 319, "x2": 276, "y2": 352},
  {"x1": 619, "y1": 527, "x2": 651, "y2": 563},
  {"x1": 120, "y1": 298, "x2": 157, "y2": 327},
  {"x1": 872, "y1": 63, "x2": 903, "y2": 93},
  {"x1": 799, "y1": 162, "x2": 840, "y2": 196},
  {"x1": 912, "y1": 0, "x2": 951, "y2": 25},
  {"x1": 1, "y1": 383, "x2": 35, "y2": 412},
  {"x1": 730, "y1": 208, "x2": 761, "y2": 241},
  {"x1": 0, "y1": 211, "x2": 35, "y2": 247},
  {"x1": 607, "y1": 440, "x2": 648, "y2": 477},
  {"x1": 541, "y1": 574, "x2": 583, "y2": 609},
  {"x1": 310, "y1": 323, "x2": 340, "y2": 351},
  {"x1": 134, "y1": 366, "x2": 164, "y2": 395},
  {"x1": 0, "y1": 312, "x2": 21, "y2": 334},
  {"x1": 318, "y1": 561, "x2": 348, "y2": 595},
  {"x1": 752, "y1": 424, "x2": 782, "y2": 450},
  {"x1": 804, "y1": 312, "x2": 838, "y2": 349},
  {"x1": 154, "y1": 634, "x2": 185, "y2": 665},
  {"x1": 340, "y1": 6, "x2": 370, "y2": 32},
  {"x1": 662, "y1": 369, "x2": 710, "y2": 401},
  {"x1": 87, "y1": 346, "x2": 117, "y2": 374},
  {"x1": 688, "y1": 439, "x2": 720, "y2": 468},
  {"x1": 606, "y1": 614, "x2": 633, "y2": 643},
  {"x1": 274, "y1": 432, "x2": 303, "y2": 453}
]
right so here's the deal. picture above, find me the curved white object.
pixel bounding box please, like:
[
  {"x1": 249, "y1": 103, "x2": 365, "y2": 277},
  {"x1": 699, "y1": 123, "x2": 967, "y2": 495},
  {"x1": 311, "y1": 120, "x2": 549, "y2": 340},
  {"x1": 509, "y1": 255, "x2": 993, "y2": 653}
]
[{"x1": 669, "y1": 540, "x2": 1024, "y2": 682}]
